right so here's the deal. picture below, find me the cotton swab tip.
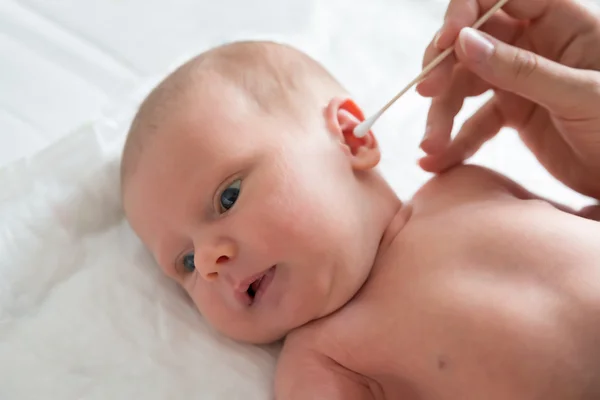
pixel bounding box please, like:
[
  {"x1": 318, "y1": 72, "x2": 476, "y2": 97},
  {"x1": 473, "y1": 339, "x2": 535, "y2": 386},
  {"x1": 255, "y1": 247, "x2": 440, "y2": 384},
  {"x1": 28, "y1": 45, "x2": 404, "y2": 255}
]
[
  {"x1": 353, "y1": 114, "x2": 378, "y2": 138},
  {"x1": 352, "y1": 0, "x2": 510, "y2": 140},
  {"x1": 353, "y1": 122, "x2": 370, "y2": 138}
]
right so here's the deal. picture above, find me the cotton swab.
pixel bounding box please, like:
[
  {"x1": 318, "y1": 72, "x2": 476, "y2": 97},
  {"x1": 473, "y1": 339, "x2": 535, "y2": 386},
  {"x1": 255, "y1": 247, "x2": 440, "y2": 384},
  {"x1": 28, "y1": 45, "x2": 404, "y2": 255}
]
[{"x1": 353, "y1": 0, "x2": 511, "y2": 138}]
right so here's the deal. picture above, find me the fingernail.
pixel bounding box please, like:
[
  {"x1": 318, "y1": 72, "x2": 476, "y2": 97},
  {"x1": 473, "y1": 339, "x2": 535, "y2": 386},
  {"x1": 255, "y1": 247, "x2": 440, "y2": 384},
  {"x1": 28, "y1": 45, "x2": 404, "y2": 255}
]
[{"x1": 459, "y1": 27, "x2": 494, "y2": 63}]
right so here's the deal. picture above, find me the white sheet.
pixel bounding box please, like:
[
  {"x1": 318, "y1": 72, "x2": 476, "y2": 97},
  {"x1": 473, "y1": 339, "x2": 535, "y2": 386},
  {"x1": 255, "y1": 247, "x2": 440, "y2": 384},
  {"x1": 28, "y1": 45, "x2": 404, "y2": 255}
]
[{"x1": 0, "y1": 1, "x2": 596, "y2": 399}]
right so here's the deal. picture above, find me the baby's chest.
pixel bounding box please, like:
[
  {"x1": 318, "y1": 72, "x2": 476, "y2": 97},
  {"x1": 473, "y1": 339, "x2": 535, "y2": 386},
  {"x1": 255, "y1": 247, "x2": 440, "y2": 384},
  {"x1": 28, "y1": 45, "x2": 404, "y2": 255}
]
[
  {"x1": 322, "y1": 273, "x2": 460, "y2": 383},
  {"x1": 321, "y1": 238, "x2": 600, "y2": 399}
]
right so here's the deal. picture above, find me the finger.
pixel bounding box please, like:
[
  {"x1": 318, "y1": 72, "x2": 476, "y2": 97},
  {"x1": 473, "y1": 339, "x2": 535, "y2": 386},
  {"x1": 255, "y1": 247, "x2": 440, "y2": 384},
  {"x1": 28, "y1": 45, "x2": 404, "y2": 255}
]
[
  {"x1": 422, "y1": 65, "x2": 490, "y2": 154},
  {"x1": 420, "y1": 97, "x2": 505, "y2": 173},
  {"x1": 455, "y1": 27, "x2": 598, "y2": 117},
  {"x1": 421, "y1": 98, "x2": 456, "y2": 155},
  {"x1": 437, "y1": 0, "x2": 551, "y2": 49},
  {"x1": 436, "y1": 0, "x2": 479, "y2": 49},
  {"x1": 416, "y1": 56, "x2": 455, "y2": 97},
  {"x1": 475, "y1": 9, "x2": 522, "y2": 44},
  {"x1": 417, "y1": 36, "x2": 456, "y2": 97},
  {"x1": 418, "y1": 11, "x2": 520, "y2": 98},
  {"x1": 421, "y1": 67, "x2": 471, "y2": 154}
]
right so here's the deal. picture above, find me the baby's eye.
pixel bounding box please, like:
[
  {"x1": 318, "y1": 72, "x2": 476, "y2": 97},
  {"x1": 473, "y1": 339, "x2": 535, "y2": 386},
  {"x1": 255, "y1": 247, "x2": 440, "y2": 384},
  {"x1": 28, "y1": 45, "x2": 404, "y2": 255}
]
[
  {"x1": 182, "y1": 253, "x2": 195, "y2": 273},
  {"x1": 219, "y1": 179, "x2": 241, "y2": 213}
]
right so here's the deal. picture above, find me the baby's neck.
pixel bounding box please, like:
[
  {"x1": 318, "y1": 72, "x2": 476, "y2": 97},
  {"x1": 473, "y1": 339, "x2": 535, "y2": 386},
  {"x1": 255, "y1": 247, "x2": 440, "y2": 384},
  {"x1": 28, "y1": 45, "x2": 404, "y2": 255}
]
[
  {"x1": 341, "y1": 195, "x2": 410, "y2": 311},
  {"x1": 364, "y1": 174, "x2": 407, "y2": 253},
  {"x1": 378, "y1": 201, "x2": 412, "y2": 255},
  {"x1": 355, "y1": 174, "x2": 409, "y2": 280}
]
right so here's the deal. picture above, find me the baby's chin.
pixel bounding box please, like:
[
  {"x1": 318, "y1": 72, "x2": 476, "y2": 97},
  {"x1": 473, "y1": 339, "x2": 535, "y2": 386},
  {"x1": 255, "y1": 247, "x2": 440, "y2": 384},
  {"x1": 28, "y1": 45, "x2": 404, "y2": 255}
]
[
  {"x1": 211, "y1": 306, "x2": 322, "y2": 345},
  {"x1": 207, "y1": 263, "x2": 375, "y2": 345},
  {"x1": 240, "y1": 293, "x2": 364, "y2": 344},
  {"x1": 215, "y1": 322, "x2": 293, "y2": 345}
]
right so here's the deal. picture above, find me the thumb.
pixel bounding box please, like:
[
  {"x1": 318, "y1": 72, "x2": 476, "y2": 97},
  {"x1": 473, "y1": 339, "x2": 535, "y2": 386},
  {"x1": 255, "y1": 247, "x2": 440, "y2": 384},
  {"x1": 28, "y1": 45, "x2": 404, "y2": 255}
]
[{"x1": 456, "y1": 27, "x2": 592, "y2": 116}]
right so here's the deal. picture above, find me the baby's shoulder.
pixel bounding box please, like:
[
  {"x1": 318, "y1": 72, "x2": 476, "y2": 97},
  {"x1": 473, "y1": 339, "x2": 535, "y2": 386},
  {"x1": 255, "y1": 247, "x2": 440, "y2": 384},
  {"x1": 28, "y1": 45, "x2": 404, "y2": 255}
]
[
  {"x1": 280, "y1": 304, "x2": 366, "y2": 368},
  {"x1": 276, "y1": 323, "x2": 377, "y2": 399},
  {"x1": 283, "y1": 309, "x2": 348, "y2": 352},
  {"x1": 410, "y1": 164, "x2": 540, "y2": 213},
  {"x1": 396, "y1": 164, "x2": 573, "y2": 254},
  {"x1": 416, "y1": 164, "x2": 531, "y2": 201}
]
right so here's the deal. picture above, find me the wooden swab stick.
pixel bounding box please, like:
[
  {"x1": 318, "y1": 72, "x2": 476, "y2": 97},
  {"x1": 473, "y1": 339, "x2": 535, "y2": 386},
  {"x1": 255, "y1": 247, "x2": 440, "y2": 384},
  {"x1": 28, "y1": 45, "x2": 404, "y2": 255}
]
[{"x1": 353, "y1": 0, "x2": 511, "y2": 138}]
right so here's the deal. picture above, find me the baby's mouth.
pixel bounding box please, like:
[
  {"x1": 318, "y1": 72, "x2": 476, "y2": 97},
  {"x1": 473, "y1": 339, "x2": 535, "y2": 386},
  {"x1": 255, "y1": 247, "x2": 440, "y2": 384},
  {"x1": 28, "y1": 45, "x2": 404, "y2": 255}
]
[
  {"x1": 238, "y1": 265, "x2": 277, "y2": 306},
  {"x1": 246, "y1": 276, "x2": 263, "y2": 299}
]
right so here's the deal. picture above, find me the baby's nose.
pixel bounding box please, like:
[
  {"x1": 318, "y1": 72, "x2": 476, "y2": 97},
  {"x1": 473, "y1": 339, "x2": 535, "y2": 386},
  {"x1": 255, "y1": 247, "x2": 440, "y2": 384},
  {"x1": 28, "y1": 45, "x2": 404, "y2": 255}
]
[{"x1": 195, "y1": 239, "x2": 236, "y2": 281}]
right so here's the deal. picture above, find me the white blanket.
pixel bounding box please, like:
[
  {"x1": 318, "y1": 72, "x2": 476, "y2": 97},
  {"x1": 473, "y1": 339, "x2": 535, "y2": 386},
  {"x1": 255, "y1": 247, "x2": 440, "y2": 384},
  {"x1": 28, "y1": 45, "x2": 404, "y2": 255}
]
[{"x1": 0, "y1": 1, "x2": 594, "y2": 399}]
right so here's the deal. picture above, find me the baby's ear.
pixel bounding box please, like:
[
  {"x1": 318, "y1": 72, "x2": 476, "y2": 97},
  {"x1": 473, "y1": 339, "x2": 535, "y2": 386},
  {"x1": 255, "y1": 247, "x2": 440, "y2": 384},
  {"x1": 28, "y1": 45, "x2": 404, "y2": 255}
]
[{"x1": 325, "y1": 97, "x2": 380, "y2": 170}]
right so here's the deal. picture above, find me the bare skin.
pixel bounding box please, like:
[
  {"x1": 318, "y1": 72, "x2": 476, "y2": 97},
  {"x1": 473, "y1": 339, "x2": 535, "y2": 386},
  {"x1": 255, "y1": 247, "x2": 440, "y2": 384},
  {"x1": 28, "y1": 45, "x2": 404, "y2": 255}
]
[
  {"x1": 122, "y1": 41, "x2": 600, "y2": 400},
  {"x1": 418, "y1": 0, "x2": 600, "y2": 199},
  {"x1": 277, "y1": 165, "x2": 600, "y2": 399}
]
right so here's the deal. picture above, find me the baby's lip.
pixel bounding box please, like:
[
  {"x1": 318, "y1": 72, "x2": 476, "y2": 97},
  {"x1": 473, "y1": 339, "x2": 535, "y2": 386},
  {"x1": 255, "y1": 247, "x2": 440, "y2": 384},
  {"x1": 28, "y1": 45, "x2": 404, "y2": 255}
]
[
  {"x1": 234, "y1": 267, "x2": 272, "y2": 293},
  {"x1": 251, "y1": 266, "x2": 276, "y2": 305},
  {"x1": 233, "y1": 265, "x2": 277, "y2": 306}
]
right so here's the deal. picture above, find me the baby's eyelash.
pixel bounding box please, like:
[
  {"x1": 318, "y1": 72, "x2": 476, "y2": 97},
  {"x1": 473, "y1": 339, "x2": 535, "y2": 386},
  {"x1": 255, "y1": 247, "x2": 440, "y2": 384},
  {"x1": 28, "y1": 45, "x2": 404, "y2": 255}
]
[
  {"x1": 214, "y1": 177, "x2": 242, "y2": 214},
  {"x1": 173, "y1": 252, "x2": 194, "y2": 276},
  {"x1": 179, "y1": 253, "x2": 195, "y2": 273}
]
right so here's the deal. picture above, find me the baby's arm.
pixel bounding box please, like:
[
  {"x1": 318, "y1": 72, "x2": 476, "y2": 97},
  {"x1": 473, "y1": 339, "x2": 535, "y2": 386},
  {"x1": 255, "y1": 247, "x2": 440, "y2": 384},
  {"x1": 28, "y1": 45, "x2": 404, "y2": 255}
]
[{"x1": 275, "y1": 343, "x2": 374, "y2": 400}]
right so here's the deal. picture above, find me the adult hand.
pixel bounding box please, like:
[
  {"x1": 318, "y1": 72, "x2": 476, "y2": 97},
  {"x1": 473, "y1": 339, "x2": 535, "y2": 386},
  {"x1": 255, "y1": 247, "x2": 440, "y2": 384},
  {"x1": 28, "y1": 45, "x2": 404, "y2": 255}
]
[{"x1": 417, "y1": 0, "x2": 600, "y2": 200}]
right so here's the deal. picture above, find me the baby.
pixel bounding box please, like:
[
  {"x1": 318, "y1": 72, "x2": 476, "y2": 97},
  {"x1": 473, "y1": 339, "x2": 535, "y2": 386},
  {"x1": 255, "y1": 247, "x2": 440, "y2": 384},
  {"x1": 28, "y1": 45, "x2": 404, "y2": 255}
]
[{"x1": 121, "y1": 41, "x2": 600, "y2": 399}]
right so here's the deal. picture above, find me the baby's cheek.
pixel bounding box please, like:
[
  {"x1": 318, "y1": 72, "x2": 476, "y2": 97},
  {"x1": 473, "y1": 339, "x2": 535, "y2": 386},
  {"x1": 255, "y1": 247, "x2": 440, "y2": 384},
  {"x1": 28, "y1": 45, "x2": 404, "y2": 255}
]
[
  {"x1": 246, "y1": 190, "x2": 305, "y2": 240},
  {"x1": 186, "y1": 282, "x2": 220, "y2": 318},
  {"x1": 258, "y1": 205, "x2": 321, "y2": 254},
  {"x1": 247, "y1": 167, "x2": 345, "y2": 255},
  {"x1": 190, "y1": 287, "x2": 234, "y2": 330}
]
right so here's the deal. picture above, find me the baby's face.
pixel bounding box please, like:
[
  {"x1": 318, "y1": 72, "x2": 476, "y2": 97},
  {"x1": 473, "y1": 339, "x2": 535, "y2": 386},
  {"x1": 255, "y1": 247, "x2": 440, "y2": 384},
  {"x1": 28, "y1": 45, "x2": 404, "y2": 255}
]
[{"x1": 124, "y1": 85, "x2": 380, "y2": 343}]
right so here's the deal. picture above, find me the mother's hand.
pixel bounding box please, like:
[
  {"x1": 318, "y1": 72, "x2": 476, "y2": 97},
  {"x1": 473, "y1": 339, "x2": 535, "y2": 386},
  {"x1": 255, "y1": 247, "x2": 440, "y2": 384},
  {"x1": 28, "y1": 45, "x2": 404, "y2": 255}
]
[{"x1": 418, "y1": 0, "x2": 600, "y2": 200}]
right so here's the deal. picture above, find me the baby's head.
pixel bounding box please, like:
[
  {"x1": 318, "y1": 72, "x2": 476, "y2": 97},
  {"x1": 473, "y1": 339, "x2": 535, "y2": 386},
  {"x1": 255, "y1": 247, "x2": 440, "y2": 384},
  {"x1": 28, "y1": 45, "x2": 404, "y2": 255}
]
[{"x1": 121, "y1": 41, "x2": 400, "y2": 344}]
